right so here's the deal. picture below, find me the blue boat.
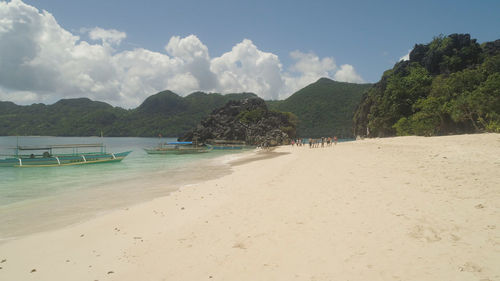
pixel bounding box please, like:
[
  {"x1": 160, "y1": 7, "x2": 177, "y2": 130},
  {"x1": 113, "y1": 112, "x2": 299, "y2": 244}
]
[
  {"x1": 144, "y1": 141, "x2": 212, "y2": 154},
  {"x1": 0, "y1": 143, "x2": 131, "y2": 167}
]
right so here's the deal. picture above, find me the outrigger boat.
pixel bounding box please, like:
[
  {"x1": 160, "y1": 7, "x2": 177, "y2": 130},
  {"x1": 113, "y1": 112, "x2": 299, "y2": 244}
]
[
  {"x1": 144, "y1": 141, "x2": 212, "y2": 154},
  {"x1": 208, "y1": 139, "x2": 248, "y2": 150},
  {"x1": 0, "y1": 143, "x2": 131, "y2": 167}
]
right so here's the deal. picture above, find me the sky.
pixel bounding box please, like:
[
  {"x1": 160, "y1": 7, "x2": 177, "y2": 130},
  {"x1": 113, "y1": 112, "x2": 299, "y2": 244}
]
[{"x1": 1, "y1": 0, "x2": 499, "y2": 108}]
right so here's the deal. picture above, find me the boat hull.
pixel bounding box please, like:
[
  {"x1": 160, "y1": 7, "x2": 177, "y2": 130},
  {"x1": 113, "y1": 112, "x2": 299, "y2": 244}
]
[
  {"x1": 0, "y1": 151, "x2": 132, "y2": 167},
  {"x1": 212, "y1": 145, "x2": 244, "y2": 150},
  {"x1": 144, "y1": 147, "x2": 211, "y2": 154}
]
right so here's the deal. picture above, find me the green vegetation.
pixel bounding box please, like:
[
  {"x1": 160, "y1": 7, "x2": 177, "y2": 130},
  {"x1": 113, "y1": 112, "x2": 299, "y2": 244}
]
[
  {"x1": 0, "y1": 92, "x2": 258, "y2": 137},
  {"x1": 235, "y1": 107, "x2": 299, "y2": 137},
  {"x1": 0, "y1": 79, "x2": 372, "y2": 138},
  {"x1": 237, "y1": 108, "x2": 267, "y2": 124},
  {"x1": 268, "y1": 78, "x2": 372, "y2": 138},
  {"x1": 354, "y1": 34, "x2": 500, "y2": 137},
  {"x1": 278, "y1": 111, "x2": 299, "y2": 139}
]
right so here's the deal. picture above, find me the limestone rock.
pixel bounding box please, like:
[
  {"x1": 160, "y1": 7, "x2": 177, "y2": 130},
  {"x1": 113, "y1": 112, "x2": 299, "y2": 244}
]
[{"x1": 180, "y1": 98, "x2": 296, "y2": 146}]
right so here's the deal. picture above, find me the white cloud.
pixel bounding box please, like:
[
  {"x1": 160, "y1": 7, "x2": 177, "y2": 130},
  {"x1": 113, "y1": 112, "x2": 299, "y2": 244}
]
[
  {"x1": 333, "y1": 64, "x2": 364, "y2": 83},
  {"x1": 165, "y1": 35, "x2": 218, "y2": 91},
  {"x1": 0, "y1": 0, "x2": 365, "y2": 107},
  {"x1": 289, "y1": 51, "x2": 336, "y2": 75},
  {"x1": 211, "y1": 39, "x2": 284, "y2": 100},
  {"x1": 282, "y1": 51, "x2": 337, "y2": 98},
  {"x1": 88, "y1": 27, "x2": 126, "y2": 45},
  {"x1": 166, "y1": 35, "x2": 209, "y2": 61},
  {"x1": 399, "y1": 50, "x2": 411, "y2": 61}
]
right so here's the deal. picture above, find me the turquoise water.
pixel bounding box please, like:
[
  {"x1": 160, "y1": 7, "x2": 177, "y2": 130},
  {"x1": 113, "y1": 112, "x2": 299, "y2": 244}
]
[{"x1": 0, "y1": 136, "x2": 248, "y2": 240}]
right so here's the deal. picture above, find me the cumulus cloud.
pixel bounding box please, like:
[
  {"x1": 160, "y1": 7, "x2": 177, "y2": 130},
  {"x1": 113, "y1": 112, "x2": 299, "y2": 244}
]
[
  {"x1": 289, "y1": 51, "x2": 336, "y2": 75},
  {"x1": 166, "y1": 35, "x2": 218, "y2": 91},
  {"x1": 333, "y1": 64, "x2": 364, "y2": 83},
  {"x1": 211, "y1": 39, "x2": 284, "y2": 100},
  {"x1": 88, "y1": 27, "x2": 126, "y2": 45},
  {"x1": 0, "y1": 0, "x2": 365, "y2": 107},
  {"x1": 282, "y1": 51, "x2": 337, "y2": 98}
]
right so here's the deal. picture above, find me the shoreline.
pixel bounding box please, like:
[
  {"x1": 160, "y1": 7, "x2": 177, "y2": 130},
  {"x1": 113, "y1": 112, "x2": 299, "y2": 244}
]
[
  {"x1": 0, "y1": 134, "x2": 498, "y2": 281},
  {"x1": 0, "y1": 148, "x2": 262, "y2": 241}
]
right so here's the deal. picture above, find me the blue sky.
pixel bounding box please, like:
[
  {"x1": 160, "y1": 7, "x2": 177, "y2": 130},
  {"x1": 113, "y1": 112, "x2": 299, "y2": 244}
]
[
  {"x1": 24, "y1": 0, "x2": 500, "y2": 81},
  {"x1": 1, "y1": 0, "x2": 499, "y2": 107}
]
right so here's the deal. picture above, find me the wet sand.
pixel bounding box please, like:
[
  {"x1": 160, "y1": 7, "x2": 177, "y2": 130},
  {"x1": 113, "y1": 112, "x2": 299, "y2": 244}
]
[
  {"x1": 0, "y1": 134, "x2": 498, "y2": 281},
  {"x1": 0, "y1": 151, "x2": 244, "y2": 240}
]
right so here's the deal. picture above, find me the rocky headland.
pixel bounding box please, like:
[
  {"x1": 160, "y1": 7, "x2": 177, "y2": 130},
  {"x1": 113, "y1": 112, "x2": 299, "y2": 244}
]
[{"x1": 180, "y1": 98, "x2": 297, "y2": 146}]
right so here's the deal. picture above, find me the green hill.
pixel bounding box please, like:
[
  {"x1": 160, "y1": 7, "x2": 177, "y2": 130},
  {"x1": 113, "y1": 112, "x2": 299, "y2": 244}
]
[
  {"x1": 268, "y1": 78, "x2": 372, "y2": 138},
  {"x1": 136, "y1": 90, "x2": 187, "y2": 115},
  {"x1": 0, "y1": 79, "x2": 371, "y2": 138},
  {"x1": 0, "y1": 92, "x2": 258, "y2": 137},
  {"x1": 353, "y1": 34, "x2": 500, "y2": 137},
  {"x1": 119, "y1": 91, "x2": 259, "y2": 137},
  {"x1": 0, "y1": 98, "x2": 128, "y2": 136}
]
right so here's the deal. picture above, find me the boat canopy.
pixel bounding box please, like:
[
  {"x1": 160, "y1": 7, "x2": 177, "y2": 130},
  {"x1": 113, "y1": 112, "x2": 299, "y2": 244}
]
[
  {"x1": 166, "y1": 142, "x2": 193, "y2": 145},
  {"x1": 14, "y1": 143, "x2": 105, "y2": 150},
  {"x1": 208, "y1": 139, "x2": 246, "y2": 144}
]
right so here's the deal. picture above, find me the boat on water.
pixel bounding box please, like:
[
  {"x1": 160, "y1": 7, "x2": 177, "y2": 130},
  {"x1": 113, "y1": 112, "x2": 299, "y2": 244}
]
[
  {"x1": 0, "y1": 143, "x2": 131, "y2": 167},
  {"x1": 144, "y1": 141, "x2": 212, "y2": 154},
  {"x1": 208, "y1": 139, "x2": 248, "y2": 150}
]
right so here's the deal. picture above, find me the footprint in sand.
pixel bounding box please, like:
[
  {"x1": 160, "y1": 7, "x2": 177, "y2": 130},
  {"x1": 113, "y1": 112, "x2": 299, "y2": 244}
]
[
  {"x1": 458, "y1": 262, "x2": 482, "y2": 273},
  {"x1": 409, "y1": 225, "x2": 441, "y2": 242},
  {"x1": 232, "y1": 242, "x2": 247, "y2": 249},
  {"x1": 450, "y1": 233, "x2": 461, "y2": 241}
]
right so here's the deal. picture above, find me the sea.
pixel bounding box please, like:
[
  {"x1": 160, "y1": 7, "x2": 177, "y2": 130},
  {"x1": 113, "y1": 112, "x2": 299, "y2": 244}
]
[{"x1": 0, "y1": 136, "x2": 249, "y2": 241}]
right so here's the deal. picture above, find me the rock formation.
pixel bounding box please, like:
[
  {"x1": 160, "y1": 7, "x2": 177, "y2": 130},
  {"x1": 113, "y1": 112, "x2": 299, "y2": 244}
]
[{"x1": 180, "y1": 98, "x2": 296, "y2": 146}]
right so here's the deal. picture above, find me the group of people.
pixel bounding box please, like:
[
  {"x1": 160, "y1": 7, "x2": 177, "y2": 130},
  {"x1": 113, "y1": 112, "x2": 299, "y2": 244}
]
[{"x1": 291, "y1": 136, "x2": 338, "y2": 148}]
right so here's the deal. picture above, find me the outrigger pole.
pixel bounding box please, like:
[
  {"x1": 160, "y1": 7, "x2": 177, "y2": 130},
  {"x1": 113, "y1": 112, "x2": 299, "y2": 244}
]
[{"x1": 15, "y1": 136, "x2": 19, "y2": 157}]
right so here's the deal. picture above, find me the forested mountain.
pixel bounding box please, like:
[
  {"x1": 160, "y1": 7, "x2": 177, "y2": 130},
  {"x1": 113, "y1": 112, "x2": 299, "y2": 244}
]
[
  {"x1": 353, "y1": 34, "x2": 500, "y2": 137},
  {"x1": 0, "y1": 92, "x2": 257, "y2": 137},
  {"x1": 0, "y1": 79, "x2": 371, "y2": 137},
  {"x1": 268, "y1": 78, "x2": 372, "y2": 138}
]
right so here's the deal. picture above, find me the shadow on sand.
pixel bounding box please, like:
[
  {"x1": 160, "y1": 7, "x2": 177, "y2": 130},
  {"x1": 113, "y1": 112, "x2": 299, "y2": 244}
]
[{"x1": 230, "y1": 150, "x2": 290, "y2": 166}]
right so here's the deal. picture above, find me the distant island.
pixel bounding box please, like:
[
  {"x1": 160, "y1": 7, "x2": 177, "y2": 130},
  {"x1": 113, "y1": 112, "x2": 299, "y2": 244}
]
[{"x1": 0, "y1": 78, "x2": 370, "y2": 138}]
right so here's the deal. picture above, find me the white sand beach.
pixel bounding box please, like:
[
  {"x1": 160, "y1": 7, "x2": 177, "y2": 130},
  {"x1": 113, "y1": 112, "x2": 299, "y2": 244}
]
[{"x1": 0, "y1": 134, "x2": 499, "y2": 281}]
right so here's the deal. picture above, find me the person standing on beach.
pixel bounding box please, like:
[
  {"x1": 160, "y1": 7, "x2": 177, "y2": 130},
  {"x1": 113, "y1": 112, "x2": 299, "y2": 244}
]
[
  {"x1": 309, "y1": 138, "x2": 312, "y2": 148},
  {"x1": 334, "y1": 136, "x2": 338, "y2": 145}
]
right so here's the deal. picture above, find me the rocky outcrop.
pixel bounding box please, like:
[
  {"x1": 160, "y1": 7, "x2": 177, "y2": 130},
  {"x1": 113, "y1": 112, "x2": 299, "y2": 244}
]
[
  {"x1": 482, "y1": 39, "x2": 500, "y2": 56},
  {"x1": 180, "y1": 98, "x2": 296, "y2": 146}
]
